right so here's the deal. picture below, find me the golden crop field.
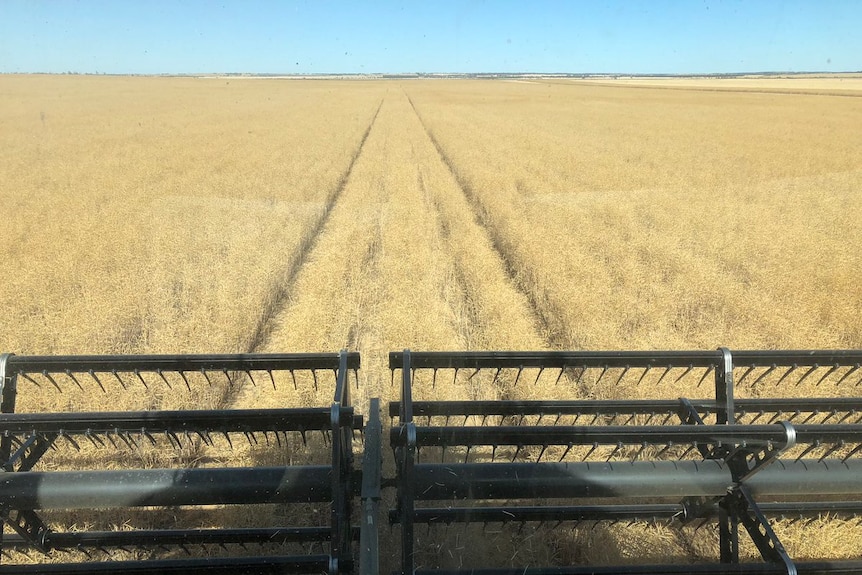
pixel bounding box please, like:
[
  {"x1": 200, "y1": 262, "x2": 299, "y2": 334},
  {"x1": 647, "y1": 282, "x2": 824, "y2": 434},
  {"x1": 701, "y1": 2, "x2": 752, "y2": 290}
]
[{"x1": 1, "y1": 75, "x2": 860, "y2": 568}]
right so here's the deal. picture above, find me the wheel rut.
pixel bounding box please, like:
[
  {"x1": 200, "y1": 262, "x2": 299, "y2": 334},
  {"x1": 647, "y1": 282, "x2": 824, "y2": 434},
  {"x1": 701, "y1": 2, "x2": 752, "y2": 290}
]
[
  {"x1": 245, "y1": 99, "x2": 383, "y2": 355},
  {"x1": 404, "y1": 91, "x2": 571, "y2": 352}
]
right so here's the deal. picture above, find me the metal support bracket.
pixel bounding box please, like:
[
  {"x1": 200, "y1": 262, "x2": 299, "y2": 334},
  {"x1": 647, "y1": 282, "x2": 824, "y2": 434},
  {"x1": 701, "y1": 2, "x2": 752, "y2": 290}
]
[
  {"x1": 4, "y1": 433, "x2": 58, "y2": 472},
  {"x1": 725, "y1": 421, "x2": 796, "y2": 483},
  {"x1": 0, "y1": 508, "x2": 50, "y2": 554},
  {"x1": 732, "y1": 485, "x2": 797, "y2": 575}
]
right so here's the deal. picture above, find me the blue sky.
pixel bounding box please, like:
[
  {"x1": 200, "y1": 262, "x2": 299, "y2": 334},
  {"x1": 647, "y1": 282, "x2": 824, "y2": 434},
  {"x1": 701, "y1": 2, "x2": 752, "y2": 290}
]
[{"x1": 1, "y1": 1, "x2": 859, "y2": 75}]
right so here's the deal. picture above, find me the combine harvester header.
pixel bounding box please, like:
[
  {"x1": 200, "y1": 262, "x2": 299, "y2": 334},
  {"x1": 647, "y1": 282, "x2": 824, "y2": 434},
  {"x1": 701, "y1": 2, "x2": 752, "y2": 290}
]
[{"x1": 1, "y1": 348, "x2": 862, "y2": 574}]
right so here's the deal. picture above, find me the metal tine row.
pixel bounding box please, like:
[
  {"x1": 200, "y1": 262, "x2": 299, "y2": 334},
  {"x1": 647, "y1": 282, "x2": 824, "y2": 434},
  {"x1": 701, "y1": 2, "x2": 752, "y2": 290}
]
[
  {"x1": 416, "y1": 517, "x2": 679, "y2": 539},
  {"x1": 414, "y1": 433, "x2": 862, "y2": 464},
  {"x1": 410, "y1": 411, "x2": 684, "y2": 428},
  {"x1": 7, "y1": 428, "x2": 333, "y2": 455},
  {"x1": 1, "y1": 540, "x2": 329, "y2": 560},
  {"x1": 417, "y1": 439, "x2": 706, "y2": 464},
  {"x1": 13, "y1": 368, "x2": 343, "y2": 394},
  {"x1": 400, "y1": 364, "x2": 725, "y2": 394},
  {"x1": 735, "y1": 363, "x2": 862, "y2": 388}
]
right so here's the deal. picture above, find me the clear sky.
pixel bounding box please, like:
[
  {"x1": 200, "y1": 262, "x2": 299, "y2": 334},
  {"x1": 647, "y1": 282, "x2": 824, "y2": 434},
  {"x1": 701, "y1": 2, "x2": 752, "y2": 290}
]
[{"x1": 1, "y1": 0, "x2": 859, "y2": 75}]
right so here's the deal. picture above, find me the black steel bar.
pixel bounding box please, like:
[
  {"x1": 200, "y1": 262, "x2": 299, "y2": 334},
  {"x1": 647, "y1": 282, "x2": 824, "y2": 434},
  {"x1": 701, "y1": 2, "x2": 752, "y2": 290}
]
[
  {"x1": 398, "y1": 350, "x2": 416, "y2": 575},
  {"x1": 389, "y1": 350, "x2": 862, "y2": 372},
  {"x1": 390, "y1": 350, "x2": 723, "y2": 370},
  {"x1": 6, "y1": 353, "x2": 360, "y2": 374},
  {"x1": 2, "y1": 527, "x2": 339, "y2": 549},
  {"x1": 412, "y1": 562, "x2": 862, "y2": 575},
  {"x1": 0, "y1": 408, "x2": 359, "y2": 434},
  {"x1": 0, "y1": 466, "x2": 333, "y2": 509},
  {"x1": 410, "y1": 459, "x2": 862, "y2": 500},
  {"x1": 0, "y1": 555, "x2": 333, "y2": 574},
  {"x1": 389, "y1": 398, "x2": 862, "y2": 420},
  {"x1": 397, "y1": 424, "x2": 862, "y2": 449}
]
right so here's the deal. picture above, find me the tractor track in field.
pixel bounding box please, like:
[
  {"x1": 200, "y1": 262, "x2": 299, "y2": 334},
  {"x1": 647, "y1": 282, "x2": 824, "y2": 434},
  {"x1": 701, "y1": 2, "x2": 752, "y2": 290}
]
[
  {"x1": 404, "y1": 92, "x2": 572, "y2": 354},
  {"x1": 245, "y1": 99, "x2": 383, "y2": 355}
]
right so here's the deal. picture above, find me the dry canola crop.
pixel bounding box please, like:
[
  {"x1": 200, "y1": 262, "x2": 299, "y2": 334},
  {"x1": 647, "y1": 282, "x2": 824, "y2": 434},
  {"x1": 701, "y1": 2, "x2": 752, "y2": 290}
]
[{"x1": 0, "y1": 75, "x2": 860, "y2": 568}]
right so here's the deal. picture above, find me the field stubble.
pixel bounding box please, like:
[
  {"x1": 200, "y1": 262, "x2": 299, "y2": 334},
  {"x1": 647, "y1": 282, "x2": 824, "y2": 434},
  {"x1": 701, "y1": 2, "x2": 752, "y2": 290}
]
[{"x1": 1, "y1": 76, "x2": 861, "y2": 567}]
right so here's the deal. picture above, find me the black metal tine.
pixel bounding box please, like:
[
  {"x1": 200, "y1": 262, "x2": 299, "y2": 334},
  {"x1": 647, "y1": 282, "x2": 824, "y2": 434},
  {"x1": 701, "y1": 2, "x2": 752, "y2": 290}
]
[
  {"x1": 166, "y1": 430, "x2": 182, "y2": 450},
  {"x1": 300, "y1": 431, "x2": 307, "y2": 447},
  {"x1": 142, "y1": 428, "x2": 157, "y2": 446},
  {"x1": 91, "y1": 370, "x2": 107, "y2": 392},
  {"x1": 112, "y1": 370, "x2": 126, "y2": 390},
  {"x1": 751, "y1": 364, "x2": 778, "y2": 387},
  {"x1": 43, "y1": 371, "x2": 62, "y2": 392},
  {"x1": 696, "y1": 365, "x2": 714, "y2": 388},
  {"x1": 775, "y1": 364, "x2": 798, "y2": 386},
  {"x1": 464, "y1": 445, "x2": 471, "y2": 464},
  {"x1": 840, "y1": 442, "x2": 862, "y2": 462},
  {"x1": 126, "y1": 432, "x2": 140, "y2": 449},
  {"x1": 786, "y1": 410, "x2": 802, "y2": 422},
  {"x1": 535, "y1": 445, "x2": 548, "y2": 462},
  {"x1": 555, "y1": 366, "x2": 566, "y2": 385},
  {"x1": 467, "y1": 368, "x2": 481, "y2": 381},
  {"x1": 606, "y1": 442, "x2": 623, "y2": 462},
  {"x1": 679, "y1": 444, "x2": 696, "y2": 459},
  {"x1": 801, "y1": 411, "x2": 820, "y2": 424},
  {"x1": 156, "y1": 369, "x2": 175, "y2": 391},
  {"x1": 675, "y1": 364, "x2": 694, "y2": 383},
  {"x1": 767, "y1": 411, "x2": 784, "y2": 424},
  {"x1": 632, "y1": 442, "x2": 648, "y2": 462},
  {"x1": 821, "y1": 410, "x2": 839, "y2": 424},
  {"x1": 441, "y1": 444, "x2": 447, "y2": 463},
  {"x1": 452, "y1": 367, "x2": 458, "y2": 386},
  {"x1": 18, "y1": 371, "x2": 41, "y2": 387},
  {"x1": 615, "y1": 366, "x2": 630, "y2": 386},
  {"x1": 836, "y1": 364, "x2": 860, "y2": 386},
  {"x1": 837, "y1": 410, "x2": 856, "y2": 424},
  {"x1": 594, "y1": 365, "x2": 609, "y2": 386},
  {"x1": 201, "y1": 369, "x2": 213, "y2": 387},
  {"x1": 134, "y1": 369, "x2": 149, "y2": 390},
  {"x1": 87, "y1": 429, "x2": 105, "y2": 448},
  {"x1": 580, "y1": 442, "x2": 599, "y2": 461},
  {"x1": 749, "y1": 411, "x2": 766, "y2": 424},
  {"x1": 661, "y1": 412, "x2": 674, "y2": 425},
  {"x1": 637, "y1": 365, "x2": 652, "y2": 386},
  {"x1": 83, "y1": 430, "x2": 100, "y2": 449},
  {"x1": 222, "y1": 432, "x2": 233, "y2": 450},
  {"x1": 534, "y1": 367, "x2": 545, "y2": 386},
  {"x1": 245, "y1": 370, "x2": 257, "y2": 387},
  {"x1": 105, "y1": 432, "x2": 119, "y2": 450},
  {"x1": 488, "y1": 367, "x2": 501, "y2": 387},
  {"x1": 797, "y1": 364, "x2": 820, "y2": 387},
  {"x1": 312, "y1": 370, "x2": 319, "y2": 391},
  {"x1": 222, "y1": 368, "x2": 234, "y2": 387},
  {"x1": 64, "y1": 370, "x2": 85, "y2": 392},
  {"x1": 623, "y1": 413, "x2": 636, "y2": 426},
  {"x1": 736, "y1": 365, "x2": 756, "y2": 385},
  {"x1": 818, "y1": 440, "x2": 844, "y2": 462},
  {"x1": 178, "y1": 371, "x2": 190, "y2": 391},
  {"x1": 491, "y1": 445, "x2": 497, "y2": 462},
  {"x1": 656, "y1": 365, "x2": 672, "y2": 385},
  {"x1": 60, "y1": 431, "x2": 81, "y2": 451},
  {"x1": 116, "y1": 430, "x2": 134, "y2": 450},
  {"x1": 815, "y1": 363, "x2": 841, "y2": 386},
  {"x1": 794, "y1": 441, "x2": 820, "y2": 462},
  {"x1": 513, "y1": 366, "x2": 524, "y2": 386},
  {"x1": 432, "y1": 368, "x2": 438, "y2": 389}
]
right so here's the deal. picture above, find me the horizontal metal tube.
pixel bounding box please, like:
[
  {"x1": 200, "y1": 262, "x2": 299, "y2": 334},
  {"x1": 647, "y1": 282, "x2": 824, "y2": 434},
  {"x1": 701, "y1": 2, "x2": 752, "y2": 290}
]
[
  {"x1": 416, "y1": 561, "x2": 862, "y2": 575},
  {"x1": 400, "y1": 423, "x2": 862, "y2": 448},
  {"x1": 0, "y1": 466, "x2": 333, "y2": 509},
  {"x1": 0, "y1": 408, "x2": 358, "y2": 434},
  {"x1": 6, "y1": 352, "x2": 360, "y2": 374},
  {"x1": 400, "y1": 424, "x2": 801, "y2": 448},
  {"x1": 3, "y1": 527, "x2": 338, "y2": 549},
  {"x1": 0, "y1": 555, "x2": 333, "y2": 574},
  {"x1": 390, "y1": 350, "x2": 722, "y2": 370},
  {"x1": 392, "y1": 398, "x2": 862, "y2": 419},
  {"x1": 412, "y1": 459, "x2": 862, "y2": 500}
]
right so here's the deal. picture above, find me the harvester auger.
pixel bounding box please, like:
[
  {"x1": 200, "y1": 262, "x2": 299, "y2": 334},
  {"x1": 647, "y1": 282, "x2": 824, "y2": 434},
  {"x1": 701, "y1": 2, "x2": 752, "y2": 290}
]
[{"x1": 2, "y1": 348, "x2": 862, "y2": 574}]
